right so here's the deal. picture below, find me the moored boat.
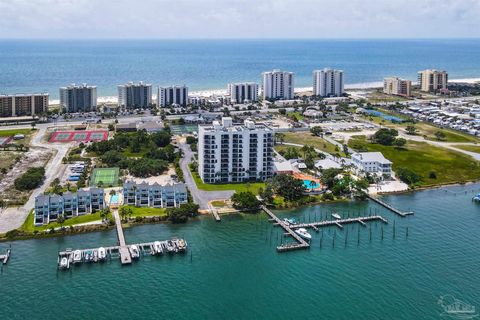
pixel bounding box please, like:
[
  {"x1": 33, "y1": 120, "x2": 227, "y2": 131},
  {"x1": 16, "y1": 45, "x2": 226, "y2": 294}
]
[
  {"x1": 153, "y1": 241, "x2": 163, "y2": 255},
  {"x1": 295, "y1": 228, "x2": 312, "y2": 241},
  {"x1": 60, "y1": 257, "x2": 68, "y2": 269},
  {"x1": 129, "y1": 245, "x2": 140, "y2": 259},
  {"x1": 283, "y1": 218, "x2": 297, "y2": 226},
  {"x1": 73, "y1": 250, "x2": 82, "y2": 263},
  {"x1": 166, "y1": 240, "x2": 175, "y2": 253},
  {"x1": 98, "y1": 247, "x2": 106, "y2": 261},
  {"x1": 332, "y1": 213, "x2": 341, "y2": 220},
  {"x1": 177, "y1": 239, "x2": 186, "y2": 251}
]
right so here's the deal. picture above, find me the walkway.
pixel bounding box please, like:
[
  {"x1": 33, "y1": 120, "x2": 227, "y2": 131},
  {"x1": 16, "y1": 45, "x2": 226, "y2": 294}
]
[{"x1": 112, "y1": 209, "x2": 131, "y2": 264}]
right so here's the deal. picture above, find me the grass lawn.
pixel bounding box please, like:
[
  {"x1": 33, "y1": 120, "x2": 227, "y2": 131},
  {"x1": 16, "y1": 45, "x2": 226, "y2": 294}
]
[
  {"x1": 19, "y1": 210, "x2": 109, "y2": 233},
  {"x1": 211, "y1": 200, "x2": 226, "y2": 207},
  {"x1": 454, "y1": 145, "x2": 480, "y2": 153},
  {"x1": 349, "y1": 136, "x2": 480, "y2": 186},
  {"x1": 190, "y1": 168, "x2": 266, "y2": 194},
  {"x1": 121, "y1": 205, "x2": 167, "y2": 218},
  {"x1": 0, "y1": 128, "x2": 33, "y2": 137},
  {"x1": 274, "y1": 145, "x2": 322, "y2": 160},
  {"x1": 281, "y1": 132, "x2": 346, "y2": 156}
]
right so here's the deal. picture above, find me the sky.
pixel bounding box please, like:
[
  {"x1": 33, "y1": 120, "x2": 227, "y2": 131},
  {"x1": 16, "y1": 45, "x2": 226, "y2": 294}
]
[{"x1": 0, "y1": 0, "x2": 479, "y2": 39}]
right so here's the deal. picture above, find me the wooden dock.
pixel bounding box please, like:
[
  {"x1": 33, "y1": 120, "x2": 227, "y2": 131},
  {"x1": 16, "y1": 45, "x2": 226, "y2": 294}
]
[
  {"x1": 261, "y1": 206, "x2": 310, "y2": 252},
  {"x1": 58, "y1": 239, "x2": 187, "y2": 270},
  {"x1": 208, "y1": 204, "x2": 221, "y2": 222},
  {"x1": 368, "y1": 195, "x2": 414, "y2": 217},
  {"x1": 112, "y1": 209, "x2": 132, "y2": 264},
  {"x1": 291, "y1": 215, "x2": 388, "y2": 230}
]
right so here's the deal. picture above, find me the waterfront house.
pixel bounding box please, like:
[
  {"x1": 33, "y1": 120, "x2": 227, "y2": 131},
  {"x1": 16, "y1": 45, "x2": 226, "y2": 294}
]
[{"x1": 351, "y1": 152, "x2": 392, "y2": 177}]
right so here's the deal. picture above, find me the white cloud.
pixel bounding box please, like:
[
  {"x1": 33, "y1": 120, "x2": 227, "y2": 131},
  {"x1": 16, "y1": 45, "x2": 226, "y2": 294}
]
[{"x1": 0, "y1": 0, "x2": 479, "y2": 38}]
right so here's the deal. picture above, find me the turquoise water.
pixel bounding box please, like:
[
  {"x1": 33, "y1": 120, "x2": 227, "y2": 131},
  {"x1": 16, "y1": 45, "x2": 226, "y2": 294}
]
[
  {"x1": 303, "y1": 180, "x2": 320, "y2": 189},
  {"x1": 1, "y1": 184, "x2": 480, "y2": 319},
  {"x1": 110, "y1": 194, "x2": 119, "y2": 204},
  {"x1": 1, "y1": 39, "x2": 480, "y2": 98},
  {"x1": 365, "y1": 109, "x2": 404, "y2": 122}
]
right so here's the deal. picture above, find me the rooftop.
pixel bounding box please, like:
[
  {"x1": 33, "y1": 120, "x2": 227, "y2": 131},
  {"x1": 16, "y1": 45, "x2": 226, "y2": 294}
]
[{"x1": 352, "y1": 152, "x2": 392, "y2": 164}]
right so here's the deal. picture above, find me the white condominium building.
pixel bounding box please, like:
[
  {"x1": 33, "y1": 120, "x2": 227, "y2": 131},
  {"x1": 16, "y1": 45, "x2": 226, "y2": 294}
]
[
  {"x1": 0, "y1": 93, "x2": 49, "y2": 117},
  {"x1": 418, "y1": 70, "x2": 448, "y2": 92},
  {"x1": 158, "y1": 85, "x2": 188, "y2": 107},
  {"x1": 383, "y1": 77, "x2": 412, "y2": 97},
  {"x1": 262, "y1": 70, "x2": 294, "y2": 100},
  {"x1": 198, "y1": 117, "x2": 274, "y2": 183},
  {"x1": 118, "y1": 81, "x2": 152, "y2": 108},
  {"x1": 313, "y1": 68, "x2": 344, "y2": 97},
  {"x1": 59, "y1": 83, "x2": 97, "y2": 113},
  {"x1": 227, "y1": 82, "x2": 258, "y2": 104}
]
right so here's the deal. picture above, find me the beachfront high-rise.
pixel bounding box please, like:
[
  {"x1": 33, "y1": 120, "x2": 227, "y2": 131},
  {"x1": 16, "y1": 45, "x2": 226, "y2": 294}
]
[
  {"x1": 59, "y1": 83, "x2": 97, "y2": 113},
  {"x1": 118, "y1": 81, "x2": 152, "y2": 109},
  {"x1": 262, "y1": 70, "x2": 294, "y2": 100},
  {"x1": 227, "y1": 82, "x2": 258, "y2": 104},
  {"x1": 0, "y1": 93, "x2": 49, "y2": 118},
  {"x1": 383, "y1": 77, "x2": 412, "y2": 97},
  {"x1": 418, "y1": 70, "x2": 448, "y2": 92},
  {"x1": 198, "y1": 117, "x2": 274, "y2": 183},
  {"x1": 312, "y1": 68, "x2": 344, "y2": 97},
  {"x1": 158, "y1": 85, "x2": 188, "y2": 107}
]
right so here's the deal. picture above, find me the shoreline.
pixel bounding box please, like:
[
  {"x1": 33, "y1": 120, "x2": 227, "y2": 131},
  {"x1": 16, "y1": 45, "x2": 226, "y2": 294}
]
[{"x1": 47, "y1": 77, "x2": 480, "y2": 104}]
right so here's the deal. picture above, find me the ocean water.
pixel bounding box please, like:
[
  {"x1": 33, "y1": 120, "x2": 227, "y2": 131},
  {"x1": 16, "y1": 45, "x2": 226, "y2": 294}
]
[
  {"x1": 1, "y1": 184, "x2": 480, "y2": 319},
  {"x1": 1, "y1": 39, "x2": 480, "y2": 98}
]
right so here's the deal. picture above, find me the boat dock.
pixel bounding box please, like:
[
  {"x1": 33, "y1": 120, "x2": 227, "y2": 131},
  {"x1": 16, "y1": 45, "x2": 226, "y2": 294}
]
[
  {"x1": 262, "y1": 206, "x2": 389, "y2": 253},
  {"x1": 262, "y1": 206, "x2": 310, "y2": 252},
  {"x1": 368, "y1": 195, "x2": 414, "y2": 217},
  {"x1": 0, "y1": 248, "x2": 11, "y2": 264},
  {"x1": 291, "y1": 215, "x2": 388, "y2": 230},
  {"x1": 57, "y1": 208, "x2": 187, "y2": 270}
]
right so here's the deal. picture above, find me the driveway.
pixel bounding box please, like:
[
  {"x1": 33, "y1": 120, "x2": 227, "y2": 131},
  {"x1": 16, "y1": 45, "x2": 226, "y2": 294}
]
[{"x1": 179, "y1": 143, "x2": 234, "y2": 210}]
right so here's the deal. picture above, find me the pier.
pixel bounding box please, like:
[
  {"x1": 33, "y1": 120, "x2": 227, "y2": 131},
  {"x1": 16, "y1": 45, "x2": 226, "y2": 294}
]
[
  {"x1": 57, "y1": 208, "x2": 187, "y2": 270},
  {"x1": 368, "y1": 195, "x2": 414, "y2": 217},
  {"x1": 291, "y1": 215, "x2": 388, "y2": 230},
  {"x1": 262, "y1": 206, "x2": 310, "y2": 252},
  {"x1": 262, "y1": 206, "x2": 389, "y2": 253}
]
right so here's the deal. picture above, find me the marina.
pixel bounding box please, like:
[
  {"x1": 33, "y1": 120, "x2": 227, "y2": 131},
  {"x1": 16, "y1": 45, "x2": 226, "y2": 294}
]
[
  {"x1": 57, "y1": 209, "x2": 187, "y2": 269},
  {"x1": 262, "y1": 206, "x2": 389, "y2": 252}
]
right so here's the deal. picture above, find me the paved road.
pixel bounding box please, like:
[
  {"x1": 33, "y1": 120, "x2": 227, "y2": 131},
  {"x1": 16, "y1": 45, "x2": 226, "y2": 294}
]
[
  {"x1": 179, "y1": 143, "x2": 234, "y2": 210},
  {"x1": 0, "y1": 124, "x2": 69, "y2": 233}
]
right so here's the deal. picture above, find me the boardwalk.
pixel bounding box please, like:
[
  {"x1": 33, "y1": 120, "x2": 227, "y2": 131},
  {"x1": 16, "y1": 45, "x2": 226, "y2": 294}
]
[
  {"x1": 112, "y1": 209, "x2": 131, "y2": 264},
  {"x1": 261, "y1": 206, "x2": 310, "y2": 252},
  {"x1": 368, "y1": 195, "x2": 414, "y2": 217}
]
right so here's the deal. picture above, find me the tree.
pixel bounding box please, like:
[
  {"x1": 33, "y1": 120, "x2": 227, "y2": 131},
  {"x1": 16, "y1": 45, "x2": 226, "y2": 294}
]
[
  {"x1": 372, "y1": 128, "x2": 399, "y2": 145},
  {"x1": 405, "y1": 125, "x2": 417, "y2": 135},
  {"x1": 282, "y1": 147, "x2": 301, "y2": 160},
  {"x1": 310, "y1": 126, "x2": 323, "y2": 136},
  {"x1": 119, "y1": 206, "x2": 132, "y2": 221},
  {"x1": 14, "y1": 167, "x2": 45, "y2": 191},
  {"x1": 275, "y1": 133, "x2": 285, "y2": 145},
  {"x1": 278, "y1": 108, "x2": 287, "y2": 115},
  {"x1": 393, "y1": 138, "x2": 407, "y2": 148},
  {"x1": 396, "y1": 167, "x2": 422, "y2": 185},
  {"x1": 31, "y1": 122, "x2": 36, "y2": 130},
  {"x1": 270, "y1": 174, "x2": 305, "y2": 201},
  {"x1": 231, "y1": 191, "x2": 261, "y2": 211},
  {"x1": 435, "y1": 131, "x2": 447, "y2": 141},
  {"x1": 259, "y1": 185, "x2": 274, "y2": 204},
  {"x1": 167, "y1": 203, "x2": 199, "y2": 223}
]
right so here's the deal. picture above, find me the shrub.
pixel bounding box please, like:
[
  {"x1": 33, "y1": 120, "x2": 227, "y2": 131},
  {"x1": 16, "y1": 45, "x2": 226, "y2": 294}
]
[{"x1": 14, "y1": 167, "x2": 45, "y2": 191}]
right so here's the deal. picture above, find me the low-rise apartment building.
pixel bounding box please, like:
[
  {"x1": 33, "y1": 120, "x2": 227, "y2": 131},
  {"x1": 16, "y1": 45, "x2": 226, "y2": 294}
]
[
  {"x1": 351, "y1": 152, "x2": 392, "y2": 177},
  {"x1": 122, "y1": 182, "x2": 188, "y2": 208}
]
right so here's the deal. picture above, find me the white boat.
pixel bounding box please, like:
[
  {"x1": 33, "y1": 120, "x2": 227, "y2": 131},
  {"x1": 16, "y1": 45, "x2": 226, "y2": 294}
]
[
  {"x1": 153, "y1": 241, "x2": 163, "y2": 255},
  {"x1": 332, "y1": 213, "x2": 342, "y2": 220},
  {"x1": 73, "y1": 250, "x2": 82, "y2": 263},
  {"x1": 283, "y1": 218, "x2": 297, "y2": 226},
  {"x1": 129, "y1": 245, "x2": 140, "y2": 259},
  {"x1": 295, "y1": 228, "x2": 312, "y2": 241},
  {"x1": 60, "y1": 257, "x2": 68, "y2": 269},
  {"x1": 98, "y1": 247, "x2": 106, "y2": 261},
  {"x1": 177, "y1": 239, "x2": 186, "y2": 251},
  {"x1": 84, "y1": 250, "x2": 93, "y2": 262},
  {"x1": 93, "y1": 249, "x2": 98, "y2": 263},
  {"x1": 166, "y1": 240, "x2": 175, "y2": 253}
]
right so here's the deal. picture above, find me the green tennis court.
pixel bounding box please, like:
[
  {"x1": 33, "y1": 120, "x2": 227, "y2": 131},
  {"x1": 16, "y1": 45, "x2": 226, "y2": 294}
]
[
  {"x1": 90, "y1": 167, "x2": 119, "y2": 187},
  {"x1": 170, "y1": 124, "x2": 198, "y2": 135}
]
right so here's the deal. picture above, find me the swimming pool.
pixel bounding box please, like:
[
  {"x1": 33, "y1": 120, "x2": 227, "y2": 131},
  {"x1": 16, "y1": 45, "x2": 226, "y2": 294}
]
[
  {"x1": 303, "y1": 180, "x2": 320, "y2": 189},
  {"x1": 110, "y1": 194, "x2": 119, "y2": 204}
]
